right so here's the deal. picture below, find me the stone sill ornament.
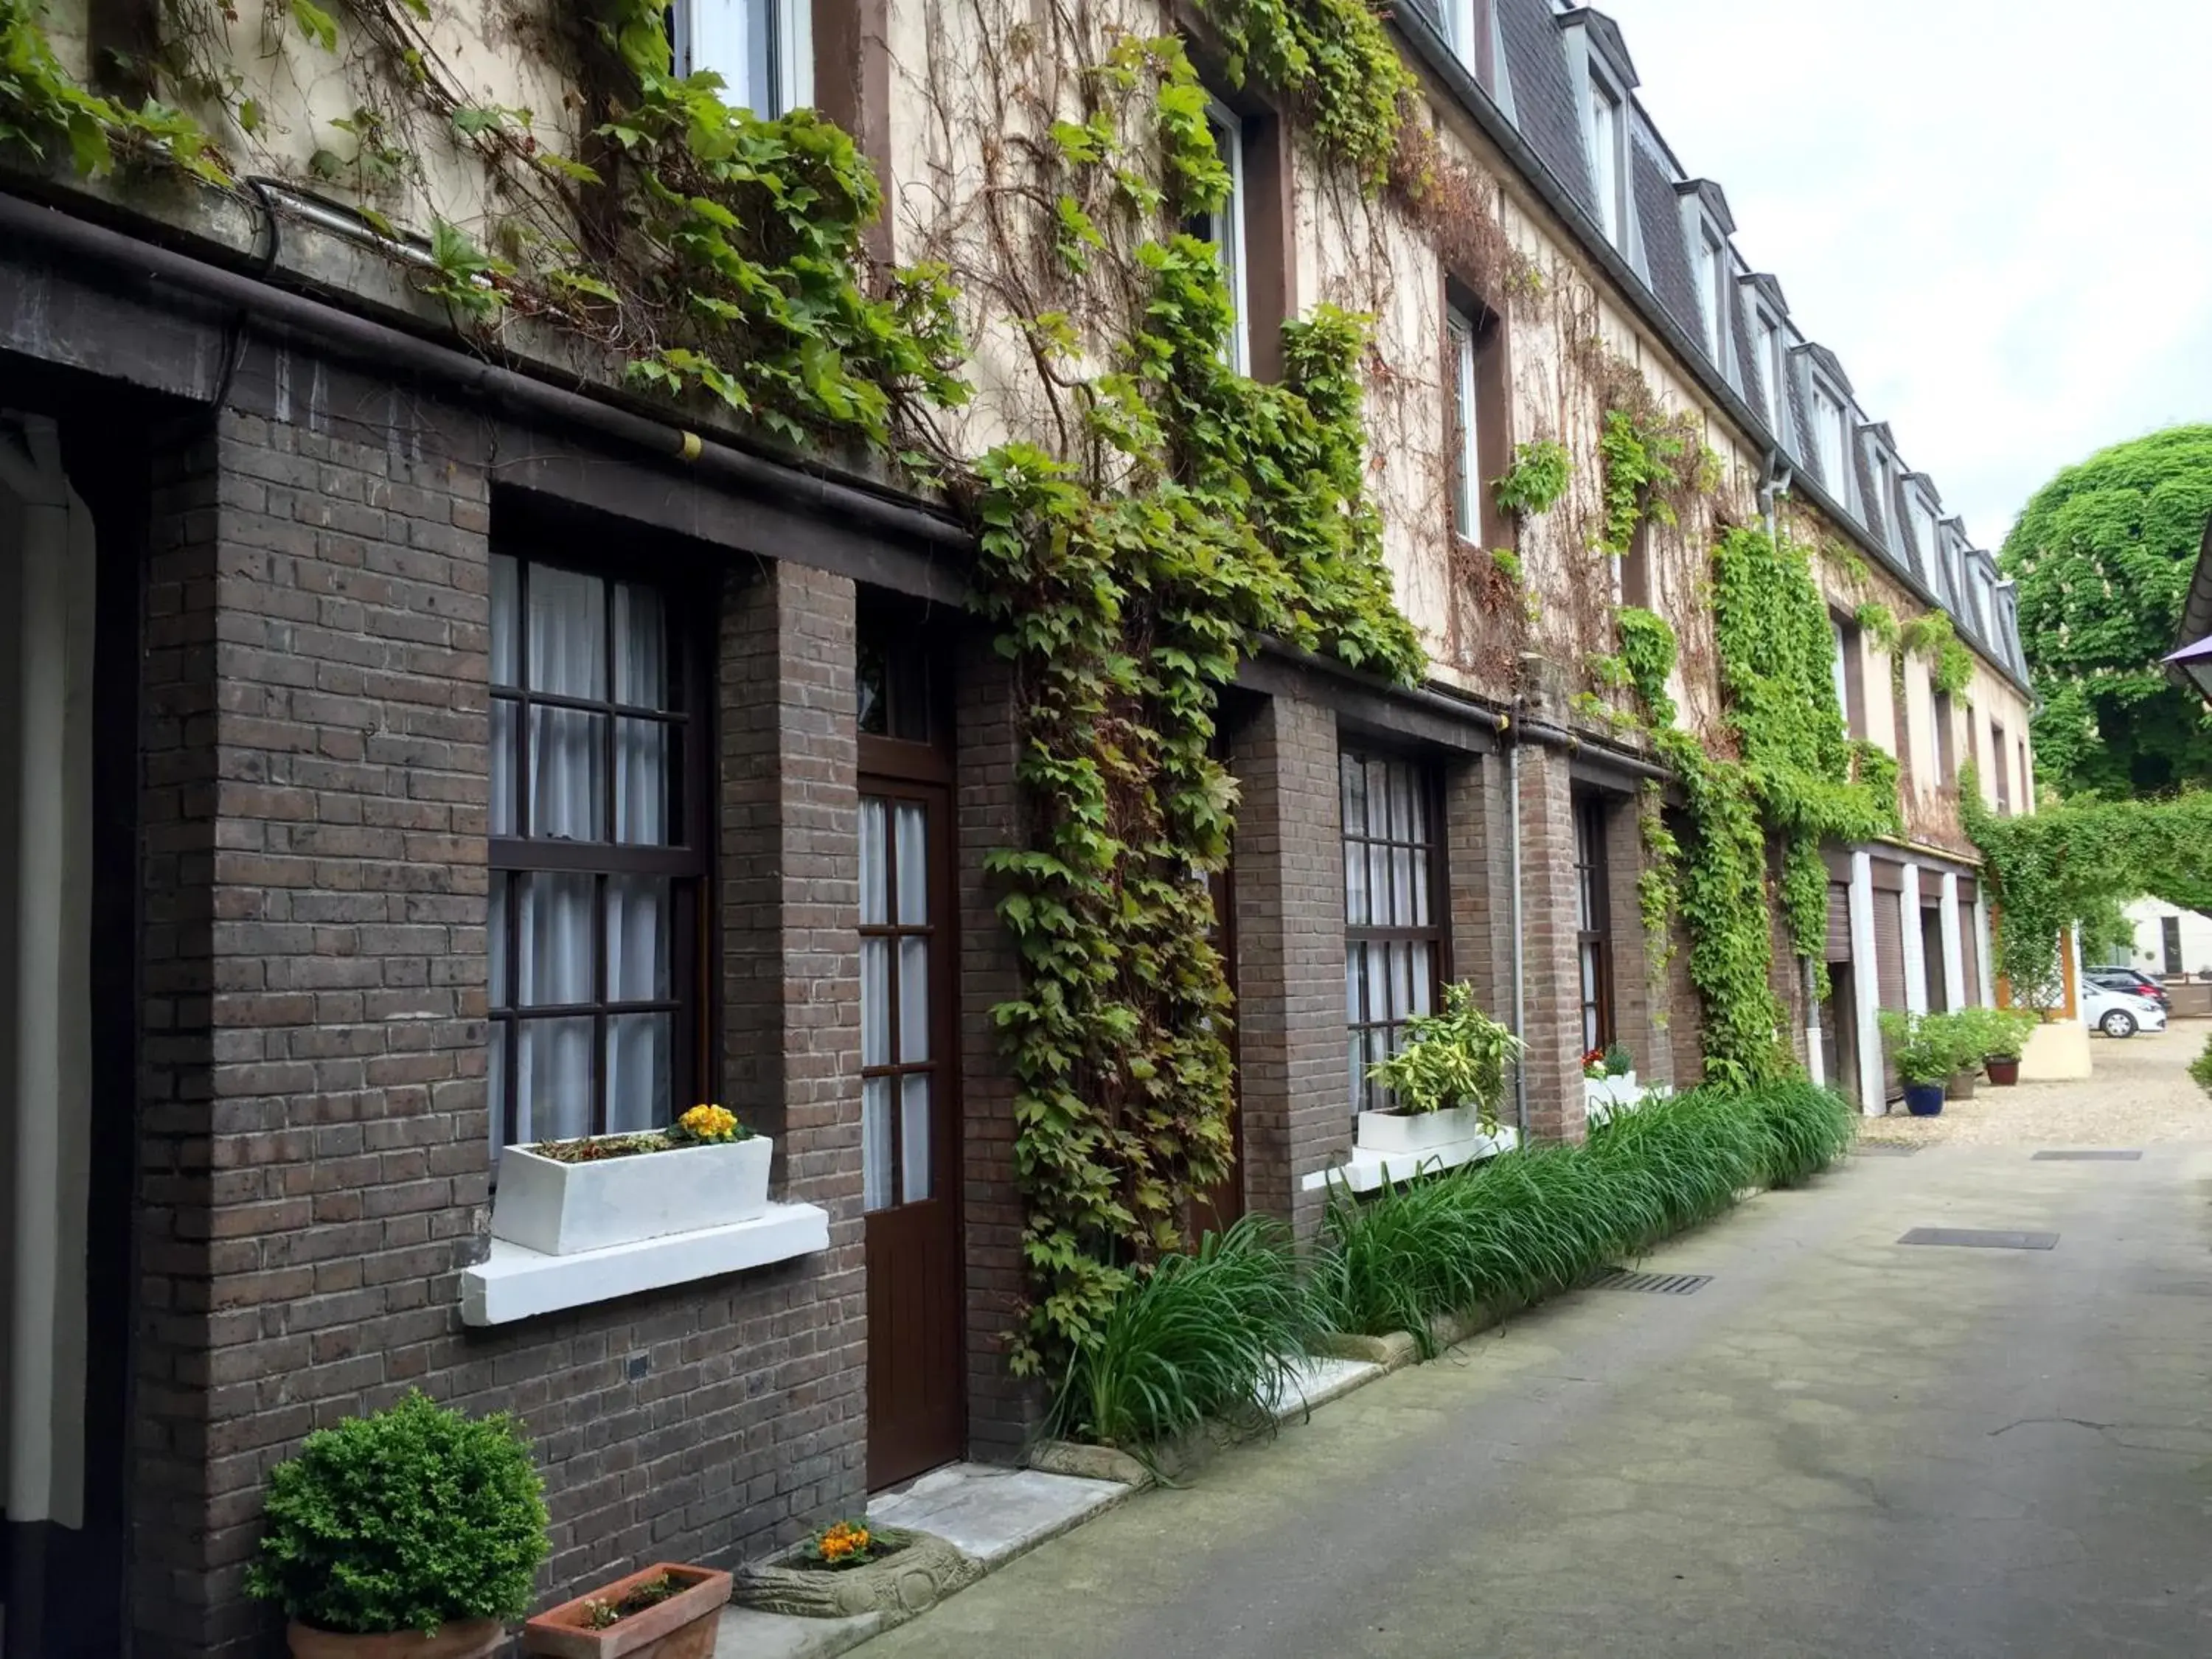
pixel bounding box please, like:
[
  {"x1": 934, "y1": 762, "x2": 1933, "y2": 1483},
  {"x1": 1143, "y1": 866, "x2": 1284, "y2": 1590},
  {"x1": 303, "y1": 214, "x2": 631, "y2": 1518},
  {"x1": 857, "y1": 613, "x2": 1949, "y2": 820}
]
[
  {"x1": 491, "y1": 1132, "x2": 771, "y2": 1255},
  {"x1": 733, "y1": 1527, "x2": 981, "y2": 1626},
  {"x1": 521, "y1": 1562, "x2": 731, "y2": 1659}
]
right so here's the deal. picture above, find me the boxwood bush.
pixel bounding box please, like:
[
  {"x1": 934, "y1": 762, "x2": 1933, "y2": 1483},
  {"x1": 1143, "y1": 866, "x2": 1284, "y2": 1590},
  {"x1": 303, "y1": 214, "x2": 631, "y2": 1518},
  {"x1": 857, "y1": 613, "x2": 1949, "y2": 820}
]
[{"x1": 246, "y1": 1391, "x2": 549, "y2": 1636}]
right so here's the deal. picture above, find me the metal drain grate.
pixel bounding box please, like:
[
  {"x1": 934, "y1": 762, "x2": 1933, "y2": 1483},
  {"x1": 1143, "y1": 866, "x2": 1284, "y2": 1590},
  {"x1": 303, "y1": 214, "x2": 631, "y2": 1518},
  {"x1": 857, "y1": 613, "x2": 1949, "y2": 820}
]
[
  {"x1": 1590, "y1": 1269, "x2": 1712, "y2": 1295},
  {"x1": 1898, "y1": 1228, "x2": 2058, "y2": 1251},
  {"x1": 2032, "y1": 1150, "x2": 2143, "y2": 1161},
  {"x1": 1857, "y1": 1143, "x2": 1919, "y2": 1157}
]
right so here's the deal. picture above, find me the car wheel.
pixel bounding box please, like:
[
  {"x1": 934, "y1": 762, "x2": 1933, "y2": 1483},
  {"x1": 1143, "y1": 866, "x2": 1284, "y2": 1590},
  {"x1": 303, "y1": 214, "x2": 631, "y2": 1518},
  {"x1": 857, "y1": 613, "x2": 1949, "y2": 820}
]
[{"x1": 2100, "y1": 1009, "x2": 2137, "y2": 1038}]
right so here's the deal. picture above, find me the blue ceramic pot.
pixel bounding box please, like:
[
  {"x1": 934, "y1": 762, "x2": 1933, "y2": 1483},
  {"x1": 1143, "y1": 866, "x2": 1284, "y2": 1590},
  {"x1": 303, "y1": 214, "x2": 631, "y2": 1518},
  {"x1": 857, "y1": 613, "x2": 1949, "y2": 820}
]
[{"x1": 1903, "y1": 1082, "x2": 1946, "y2": 1117}]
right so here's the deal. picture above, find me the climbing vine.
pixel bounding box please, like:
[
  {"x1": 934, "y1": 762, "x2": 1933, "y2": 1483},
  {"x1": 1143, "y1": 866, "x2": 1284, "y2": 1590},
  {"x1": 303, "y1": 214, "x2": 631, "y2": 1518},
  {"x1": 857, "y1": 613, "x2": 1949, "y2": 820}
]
[
  {"x1": 1899, "y1": 610, "x2": 1973, "y2": 697},
  {"x1": 1492, "y1": 438, "x2": 1571, "y2": 518},
  {"x1": 1963, "y1": 779, "x2": 2212, "y2": 1007}
]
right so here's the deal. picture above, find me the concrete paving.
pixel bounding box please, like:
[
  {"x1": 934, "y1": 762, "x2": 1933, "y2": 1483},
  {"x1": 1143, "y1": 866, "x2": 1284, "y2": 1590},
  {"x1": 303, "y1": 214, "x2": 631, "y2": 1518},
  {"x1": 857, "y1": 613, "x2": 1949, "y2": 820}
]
[
  {"x1": 865, "y1": 1463, "x2": 1130, "y2": 1568},
  {"x1": 858, "y1": 1141, "x2": 2212, "y2": 1658}
]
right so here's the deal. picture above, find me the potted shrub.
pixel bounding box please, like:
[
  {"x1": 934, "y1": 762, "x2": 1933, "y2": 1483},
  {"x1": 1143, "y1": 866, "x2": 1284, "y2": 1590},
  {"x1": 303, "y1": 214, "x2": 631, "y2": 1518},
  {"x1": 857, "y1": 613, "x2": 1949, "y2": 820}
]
[
  {"x1": 522, "y1": 1562, "x2": 732, "y2": 1658},
  {"x1": 1935, "y1": 1011, "x2": 1981, "y2": 1099},
  {"x1": 491, "y1": 1103, "x2": 771, "y2": 1256},
  {"x1": 1978, "y1": 1007, "x2": 2037, "y2": 1086},
  {"x1": 1361, "y1": 983, "x2": 1521, "y2": 1154},
  {"x1": 247, "y1": 1392, "x2": 549, "y2": 1658},
  {"x1": 1878, "y1": 1011, "x2": 1953, "y2": 1117}
]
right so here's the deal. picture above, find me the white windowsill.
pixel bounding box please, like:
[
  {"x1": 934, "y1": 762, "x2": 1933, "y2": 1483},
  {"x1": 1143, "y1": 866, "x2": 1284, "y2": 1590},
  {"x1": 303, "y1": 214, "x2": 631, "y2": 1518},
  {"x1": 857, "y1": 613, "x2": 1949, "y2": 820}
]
[
  {"x1": 1300, "y1": 1127, "x2": 1520, "y2": 1194},
  {"x1": 460, "y1": 1200, "x2": 830, "y2": 1326}
]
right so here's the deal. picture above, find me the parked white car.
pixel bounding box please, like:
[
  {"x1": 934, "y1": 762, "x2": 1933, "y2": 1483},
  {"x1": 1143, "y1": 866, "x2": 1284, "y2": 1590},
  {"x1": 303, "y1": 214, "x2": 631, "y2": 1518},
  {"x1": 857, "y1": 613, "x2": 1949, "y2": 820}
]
[{"x1": 2083, "y1": 981, "x2": 2167, "y2": 1038}]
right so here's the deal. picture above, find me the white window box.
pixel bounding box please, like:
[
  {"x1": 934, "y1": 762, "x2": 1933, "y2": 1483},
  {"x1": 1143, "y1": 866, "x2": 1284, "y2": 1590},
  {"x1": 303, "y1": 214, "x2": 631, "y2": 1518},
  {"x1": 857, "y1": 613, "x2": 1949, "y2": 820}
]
[
  {"x1": 462, "y1": 1201, "x2": 829, "y2": 1326},
  {"x1": 1583, "y1": 1072, "x2": 1638, "y2": 1113},
  {"x1": 1356, "y1": 1105, "x2": 1491, "y2": 1155},
  {"x1": 491, "y1": 1135, "x2": 772, "y2": 1256},
  {"x1": 1301, "y1": 1126, "x2": 1520, "y2": 1195}
]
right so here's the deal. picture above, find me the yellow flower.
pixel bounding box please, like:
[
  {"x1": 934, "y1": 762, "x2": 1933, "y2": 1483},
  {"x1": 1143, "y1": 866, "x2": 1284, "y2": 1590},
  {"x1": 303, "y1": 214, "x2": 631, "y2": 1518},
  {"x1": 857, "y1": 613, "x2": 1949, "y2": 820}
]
[{"x1": 678, "y1": 1103, "x2": 739, "y2": 1144}]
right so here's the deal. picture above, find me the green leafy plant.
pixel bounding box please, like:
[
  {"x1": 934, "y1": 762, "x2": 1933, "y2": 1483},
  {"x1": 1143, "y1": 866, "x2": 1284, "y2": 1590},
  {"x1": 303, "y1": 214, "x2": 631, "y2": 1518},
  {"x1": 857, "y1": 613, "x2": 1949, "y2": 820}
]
[
  {"x1": 1365, "y1": 981, "x2": 1522, "y2": 1129},
  {"x1": 0, "y1": 0, "x2": 229, "y2": 182},
  {"x1": 1899, "y1": 610, "x2": 1973, "y2": 697},
  {"x1": 1489, "y1": 547, "x2": 1524, "y2": 587},
  {"x1": 245, "y1": 1392, "x2": 549, "y2": 1637},
  {"x1": 1047, "y1": 1216, "x2": 1327, "y2": 1449},
  {"x1": 1878, "y1": 1010, "x2": 1966, "y2": 1087},
  {"x1": 2190, "y1": 1032, "x2": 2212, "y2": 1097},
  {"x1": 1953, "y1": 1005, "x2": 2038, "y2": 1063},
  {"x1": 1601, "y1": 1042, "x2": 1632, "y2": 1078},
  {"x1": 1492, "y1": 439, "x2": 1571, "y2": 518}
]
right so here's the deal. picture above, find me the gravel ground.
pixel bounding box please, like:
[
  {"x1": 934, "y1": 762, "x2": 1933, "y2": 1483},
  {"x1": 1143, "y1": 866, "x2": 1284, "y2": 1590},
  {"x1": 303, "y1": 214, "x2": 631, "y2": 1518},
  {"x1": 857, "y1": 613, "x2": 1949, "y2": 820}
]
[{"x1": 1860, "y1": 1020, "x2": 2212, "y2": 1147}]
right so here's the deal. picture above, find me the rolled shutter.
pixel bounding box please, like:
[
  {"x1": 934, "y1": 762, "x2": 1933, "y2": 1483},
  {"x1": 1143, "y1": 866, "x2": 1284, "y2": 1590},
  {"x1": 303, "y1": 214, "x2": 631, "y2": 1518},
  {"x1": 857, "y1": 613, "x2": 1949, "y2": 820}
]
[{"x1": 1824, "y1": 883, "x2": 1852, "y2": 963}]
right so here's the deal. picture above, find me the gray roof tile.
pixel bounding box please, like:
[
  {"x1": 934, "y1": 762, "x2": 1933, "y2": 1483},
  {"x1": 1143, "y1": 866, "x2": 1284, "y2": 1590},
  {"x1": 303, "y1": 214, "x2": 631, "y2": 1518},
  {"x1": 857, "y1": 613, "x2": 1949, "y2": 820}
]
[{"x1": 1498, "y1": 0, "x2": 1594, "y2": 218}]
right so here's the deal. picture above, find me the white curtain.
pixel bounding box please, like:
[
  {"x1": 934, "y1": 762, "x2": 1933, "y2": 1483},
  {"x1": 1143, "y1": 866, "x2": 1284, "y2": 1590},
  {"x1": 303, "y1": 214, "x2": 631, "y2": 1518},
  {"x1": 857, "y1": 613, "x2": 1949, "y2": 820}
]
[{"x1": 489, "y1": 564, "x2": 672, "y2": 1154}]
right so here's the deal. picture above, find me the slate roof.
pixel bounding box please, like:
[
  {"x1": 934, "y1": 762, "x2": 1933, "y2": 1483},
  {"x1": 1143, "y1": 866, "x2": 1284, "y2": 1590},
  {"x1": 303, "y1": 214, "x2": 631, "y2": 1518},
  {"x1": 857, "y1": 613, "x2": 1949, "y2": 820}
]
[{"x1": 1394, "y1": 1, "x2": 2027, "y2": 686}]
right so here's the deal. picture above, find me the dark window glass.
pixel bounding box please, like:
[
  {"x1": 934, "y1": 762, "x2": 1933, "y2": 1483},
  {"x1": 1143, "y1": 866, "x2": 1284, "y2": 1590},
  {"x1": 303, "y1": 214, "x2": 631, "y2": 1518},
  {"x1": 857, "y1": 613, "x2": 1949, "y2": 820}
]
[
  {"x1": 1575, "y1": 795, "x2": 1613, "y2": 1054},
  {"x1": 1343, "y1": 752, "x2": 1444, "y2": 1116}
]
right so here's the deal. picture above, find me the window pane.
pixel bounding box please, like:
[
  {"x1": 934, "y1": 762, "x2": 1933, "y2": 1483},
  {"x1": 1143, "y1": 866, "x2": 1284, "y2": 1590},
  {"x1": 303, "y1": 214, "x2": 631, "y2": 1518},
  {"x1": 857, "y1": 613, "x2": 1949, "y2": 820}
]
[
  {"x1": 526, "y1": 564, "x2": 605, "y2": 699},
  {"x1": 491, "y1": 554, "x2": 519, "y2": 687},
  {"x1": 489, "y1": 877, "x2": 509, "y2": 1009},
  {"x1": 1410, "y1": 942, "x2": 1433, "y2": 1015},
  {"x1": 1365, "y1": 760, "x2": 1388, "y2": 838},
  {"x1": 1412, "y1": 844, "x2": 1431, "y2": 928},
  {"x1": 487, "y1": 1026, "x2": 508, "y2": 1156},
  {"x1": 1346, "y1": 944, "x2": 1365, "y2": 1025},
  {"x1": 613, "y1": 582, "x2": 670, "y2": 709},
  {"x1": 1369, "y1": 843, "x2": 1391, "y2": 925},
  {"x1": 1345, "y1": 830, "x2": 1369, "y2": 925},
  {"x1": 901, "y1": 1074, "x2": 932, "y2": 1202},
  {"x1": 862, "y1": 1076, "x2": 893, "y2": 1210},
  {"x1": 896, "y1": 803, "x2": 928, "y2": 925},
  {"x1": 898, "y1": 937, "x2": 930, "y2": 1062},
  {"x1": 605, "y1": 1012, "x2": 670, "y2": 1133},
  {"x1": 1392, "y1": 845, "x2": 1413, "y2": 928},
  {"x1": 1391, "y1": 941, "x2": 1414, "y2": 1025},
  {"x1": 614, "y1": 719, "x2": 672, "y2": 846},
  {"x1": 518, "y1": 872, "x2": 595, "y2": 1006},
  {"x1": 606, "y1": 875, "x2": 669, "y2": 1002},
  {"x1": 1341, "y1": 753, "x2": 1366, "y2": 836},
  {"x1": 860, "y1": 799, "x2": 888, "y2": 926},
  {"x1": 529, "y1": 706, "x2": 607, "y2": 841},
  {"x1": 861, "y1": 938, "x2": 891, "y2": 1067},
  {"x1": 888, "y1": 647, "x2": 931, "y2": 742},
  {"x1": 1366, "y1": 945, "x2": 1388, "y2": 1034},
  {"x1": 517, "y1": 1016, "x2": 593, "y2": 1143},
  {"x1": 492, "y1": 699, "x2": 518, "y2": 837}
]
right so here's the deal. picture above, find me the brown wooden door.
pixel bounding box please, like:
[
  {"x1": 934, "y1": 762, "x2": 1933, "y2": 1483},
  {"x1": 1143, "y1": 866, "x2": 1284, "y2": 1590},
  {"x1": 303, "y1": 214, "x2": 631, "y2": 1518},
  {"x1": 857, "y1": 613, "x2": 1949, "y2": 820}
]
[{"x1": 860, "y1": 777, "x2": 964, "y2": 1489}]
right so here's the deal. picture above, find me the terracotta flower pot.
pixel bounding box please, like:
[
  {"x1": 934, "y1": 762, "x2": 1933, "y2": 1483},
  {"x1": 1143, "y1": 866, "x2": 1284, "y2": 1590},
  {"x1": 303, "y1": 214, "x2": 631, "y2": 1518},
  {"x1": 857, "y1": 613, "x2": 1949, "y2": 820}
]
[
  {"x1": 1945, "y1": 1070, "x2": 1978, "y2": 1099},
  {"x1": 1986, "y1": 1057, "x2": 2020, "y2": 1085},
  {"x1": 285, "y1": 1620, "x2": 504, "y2": 1659},
  {"x1": 523, "y1": 1563, "x2": 732, "y2": 1659}
]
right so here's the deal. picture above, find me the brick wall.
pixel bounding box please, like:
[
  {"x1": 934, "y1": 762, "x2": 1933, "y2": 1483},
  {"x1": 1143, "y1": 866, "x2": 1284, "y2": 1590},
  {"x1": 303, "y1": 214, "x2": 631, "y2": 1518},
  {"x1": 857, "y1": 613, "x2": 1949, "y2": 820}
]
[
  {"x1": 127, "y1": 370, "x2": 870, "y2": 1657},
  {"x1": 1225, "y1": 692, "x2": 1348, "y2": 1242},
  {"x1": 1512, "y1": 744, "x2": 1585, "y2": 1144},
  {"x1": 1443, "y1": 754, "x2": 1509, "y2": 1021},
  {"x1": 953, "y1": 644, "x2": 1037, "y2": 1457}
]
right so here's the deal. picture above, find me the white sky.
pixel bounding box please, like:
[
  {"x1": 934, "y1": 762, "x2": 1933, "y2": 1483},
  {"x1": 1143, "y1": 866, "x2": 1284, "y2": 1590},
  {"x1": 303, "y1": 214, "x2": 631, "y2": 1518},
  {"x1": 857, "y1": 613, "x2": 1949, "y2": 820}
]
[{"x1": 1601, "y1": 0, "x2": 2212, "y2": 551}]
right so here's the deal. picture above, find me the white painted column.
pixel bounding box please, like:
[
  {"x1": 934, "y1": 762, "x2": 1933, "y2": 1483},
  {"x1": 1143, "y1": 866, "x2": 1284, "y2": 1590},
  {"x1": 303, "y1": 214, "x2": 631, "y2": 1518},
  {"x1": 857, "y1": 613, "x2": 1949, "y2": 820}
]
[
  {"x1": 1804, "y1": 959, "x2": 1826, "y2": 1088},
  {"x1": 1901, "y1": 862, "x2": 1928, "y2": 1014},
  {"x1": 1975, "y1": 897, "x2": 1996, "y2": 1007},
  {"x1": 1848, "y1": 852, "x2": 1883, "y2": 1115},
  {"x1": 1939, "y1": 872, "x2": 1966, "y2": 1012},
  {"x1": 1, "y1": 420, "x2": 93, "y2": 1532}
]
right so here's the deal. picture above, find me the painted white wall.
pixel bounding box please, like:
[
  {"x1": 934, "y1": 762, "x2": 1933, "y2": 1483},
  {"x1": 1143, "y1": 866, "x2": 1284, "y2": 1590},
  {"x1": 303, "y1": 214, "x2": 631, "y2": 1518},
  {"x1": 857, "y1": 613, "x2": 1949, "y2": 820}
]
[
  {"x1": 1901, "y1": 862, "x2": 1927, "y2": 1014},
  {"x1": 1848, "y1": 852, "x2": 1883, "y2": 1114},
  {"x1": 0, "y1": 420, "x2": 95, "y2": 1531},
  {"x1": 1939, "y1": 871, "x2": 1966, "y2": 1011},
  {"x1": 2113, "y1": 897, "x2": 2212, "y2": 977},
  {"x1": 1974, "y1": 897, "x2": 1995, "y2": 1008}
]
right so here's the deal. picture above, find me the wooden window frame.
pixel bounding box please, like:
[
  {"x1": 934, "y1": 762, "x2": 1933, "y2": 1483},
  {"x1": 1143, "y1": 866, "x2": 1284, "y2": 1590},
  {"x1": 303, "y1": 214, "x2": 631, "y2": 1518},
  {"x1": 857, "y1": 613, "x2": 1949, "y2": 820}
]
[
  {"x1": 488, "y1": 550, "x2": 714, "y2": 1150},
  {"x1": 1574, "y1": 793, "x2": 1615, "y2": 1056},
  {"x1": 1444, "y1": 282, "x2": 1512, "y2": 552},
  {"x1": 1343, "y1": 748, "x2": 1450, "y2": 1118}
]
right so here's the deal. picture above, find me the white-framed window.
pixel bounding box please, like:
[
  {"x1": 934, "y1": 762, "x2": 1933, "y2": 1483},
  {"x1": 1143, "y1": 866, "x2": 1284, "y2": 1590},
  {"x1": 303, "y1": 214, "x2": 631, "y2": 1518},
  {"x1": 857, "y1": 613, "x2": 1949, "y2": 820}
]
[
  {"x1": 1812, "y1": 383, "x2": 1848, "y2": 498},
  {"x1": 1447, "y1": 305, "x2": 1479, "y2": 540},
  {"x1": 1443, "y1": 0, "x2": 1478, "y2": 66},
  {"x1": 1186, "y1": 98, "x2": 1251, "y2": 375},
  {"x1": 1908, "y1": 493, "x2": 1941, "y2": 582},
  {"x1": 1691, "y1": 231, "x2": 1731, "y2": 368},
  {"x1": 673, "y1": 0, "x2": 813, "y2": 118},
  {"x1": 1587, "y1": 77, "x2": 1624, "y2": 245},
  {"x1": 1751, "y1": 310, "x2": 1781, "y2": 425},
  {"x1": 1870, "y1": 448, "x2": 1896, "y2": 543}
]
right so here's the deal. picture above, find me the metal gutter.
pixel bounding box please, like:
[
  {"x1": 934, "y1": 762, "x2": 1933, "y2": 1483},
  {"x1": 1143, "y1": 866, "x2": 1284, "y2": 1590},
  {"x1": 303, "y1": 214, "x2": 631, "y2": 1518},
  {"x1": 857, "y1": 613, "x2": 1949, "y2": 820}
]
[{"x1": 1388, "y1": 13, "x2": 2034, "y2": 698}]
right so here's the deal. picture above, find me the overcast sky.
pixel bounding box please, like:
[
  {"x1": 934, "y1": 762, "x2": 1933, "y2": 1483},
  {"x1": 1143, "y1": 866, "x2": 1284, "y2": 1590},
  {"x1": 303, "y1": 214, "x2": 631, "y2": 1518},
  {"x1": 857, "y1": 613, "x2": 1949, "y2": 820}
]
[{"x1": 1601, "y1": 0, "x2": 2212, "y2": 552}]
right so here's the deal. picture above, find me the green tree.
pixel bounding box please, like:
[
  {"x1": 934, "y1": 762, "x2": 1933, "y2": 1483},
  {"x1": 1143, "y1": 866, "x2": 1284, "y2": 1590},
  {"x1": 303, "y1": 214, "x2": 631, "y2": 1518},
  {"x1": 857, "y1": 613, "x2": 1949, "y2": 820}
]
[{"x1": 2000, "y1": 425, "x2": 2212, "y2": 797}]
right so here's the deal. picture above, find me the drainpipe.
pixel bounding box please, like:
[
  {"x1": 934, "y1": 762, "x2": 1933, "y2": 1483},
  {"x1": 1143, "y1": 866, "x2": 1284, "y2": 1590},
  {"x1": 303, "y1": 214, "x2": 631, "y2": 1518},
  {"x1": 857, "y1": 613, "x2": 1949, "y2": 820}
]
[
  {"x1": 1759, "y1": 452, "x2": 1828, "y2": 1087},
  {"x1": 1506, "y1": 723, "x2": 1528, "y2": 1141}
]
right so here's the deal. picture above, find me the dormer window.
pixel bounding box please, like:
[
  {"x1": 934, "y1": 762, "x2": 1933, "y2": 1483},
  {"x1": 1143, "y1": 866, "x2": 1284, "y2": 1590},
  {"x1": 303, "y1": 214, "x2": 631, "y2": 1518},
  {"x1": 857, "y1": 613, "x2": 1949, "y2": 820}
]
[
  {"x1": 1751, "y1": 309, "x2": 1782, "y2": 425},
  {"x1": 1868, "y1": 446, "x2": 1897, "y2": 545},
  {"x1": 1587, "y1": 77, "x2": 1625, "y2": 244},
  {"x1": 674, "y1": 0, "x2": 812, "y2": 116},
  {"x1": 1441, "y1": 0, "x2": 1498, "y2": 86},
  {"x1": 1812, "y1": 383, "x2": 1848, "y2": 499},
  {"x1": 1907, "y1": 493, "x2": 1941, "y2": 585},
  {"x1": 1693, "y1": 230, "x2": 1729, "y2": 361}
]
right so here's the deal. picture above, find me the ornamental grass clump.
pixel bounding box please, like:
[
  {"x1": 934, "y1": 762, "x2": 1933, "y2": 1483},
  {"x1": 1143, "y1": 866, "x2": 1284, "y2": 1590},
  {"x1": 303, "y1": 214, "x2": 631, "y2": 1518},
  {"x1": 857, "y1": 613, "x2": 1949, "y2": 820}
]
[
  {"x1": 1312, "y1": 1084, "x2": 1852, "y2": 1355},
  {"x1": 1047, "y1": 1215, "x2": 1326, "y2": 1450},
  {"x1": 246, "y1": 1391, "x2": 549, "y2": 1638}
]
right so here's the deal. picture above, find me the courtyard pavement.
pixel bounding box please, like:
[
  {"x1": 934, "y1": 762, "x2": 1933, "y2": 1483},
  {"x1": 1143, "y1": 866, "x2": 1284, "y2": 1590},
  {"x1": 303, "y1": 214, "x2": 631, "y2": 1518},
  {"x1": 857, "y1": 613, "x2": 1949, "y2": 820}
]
[{"x1": 858, "y1": 1038, "x2": 2212, "y2": 1658}]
